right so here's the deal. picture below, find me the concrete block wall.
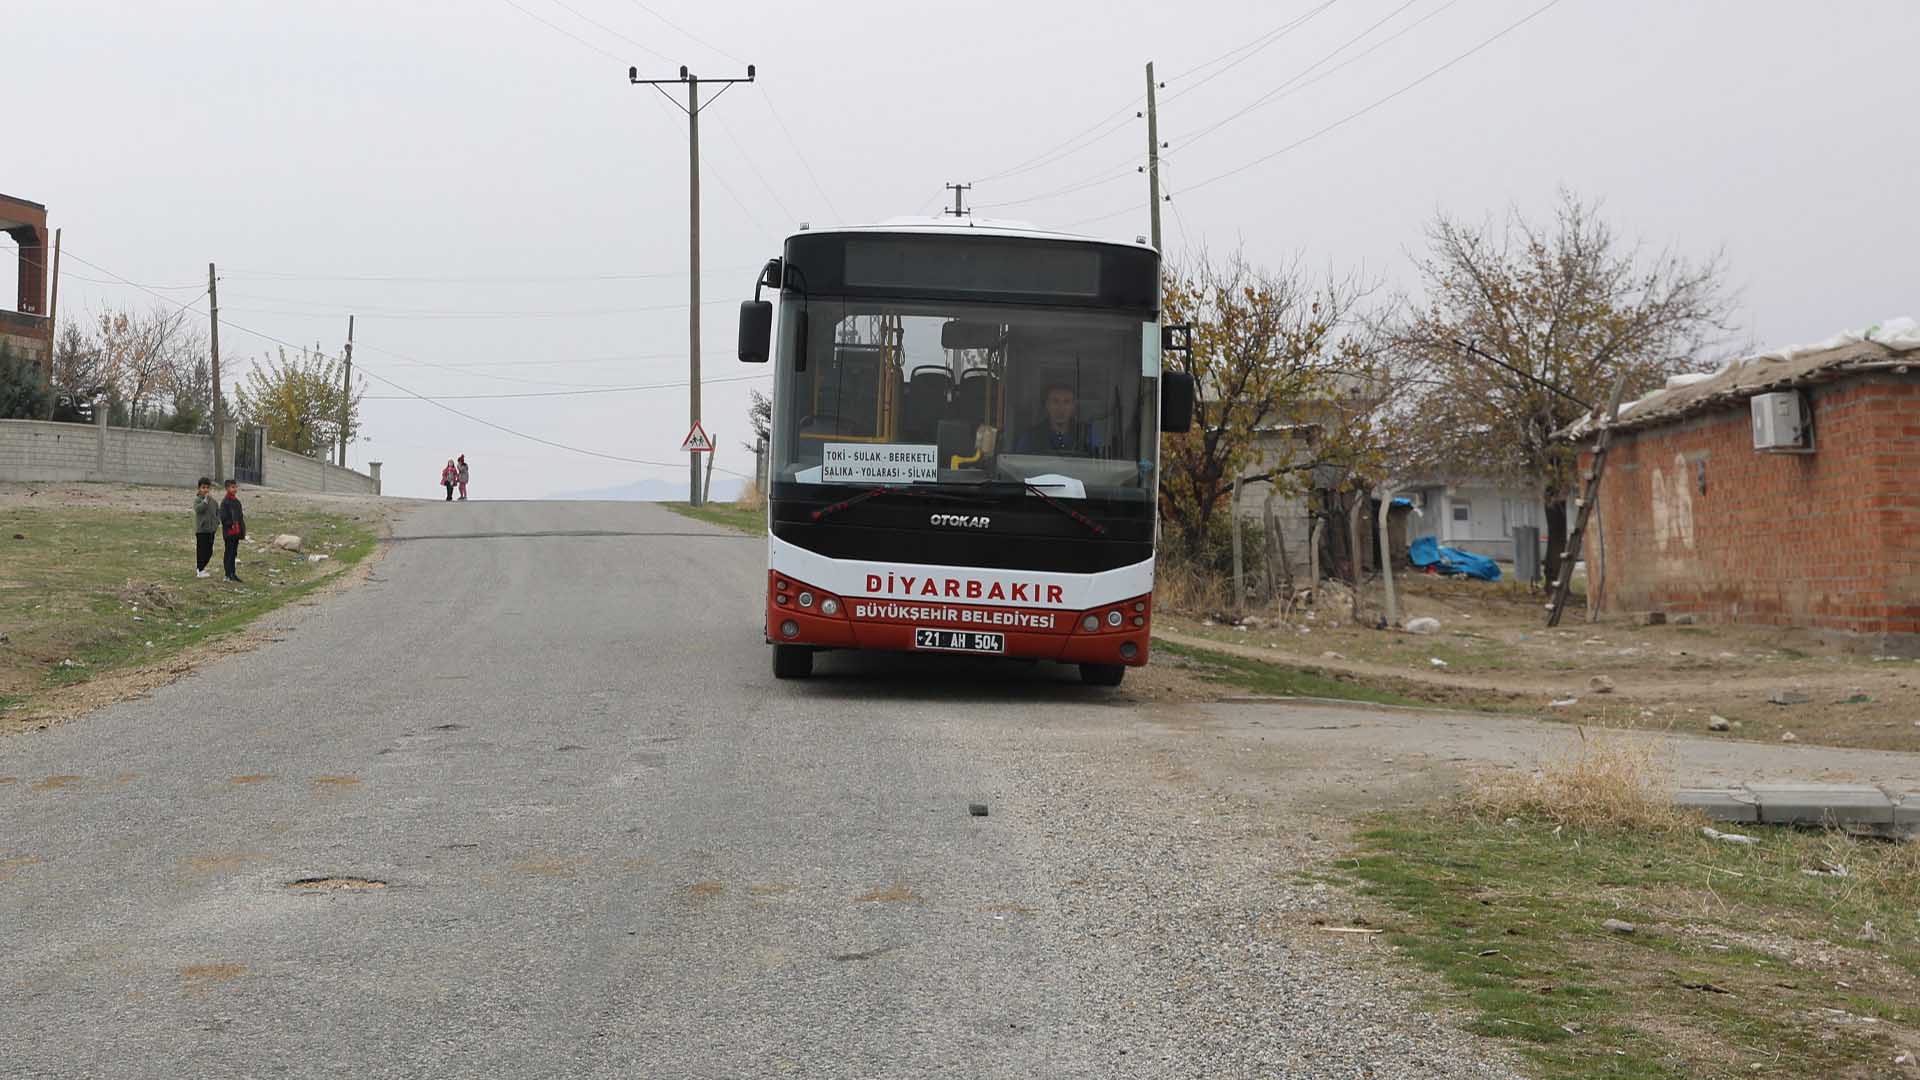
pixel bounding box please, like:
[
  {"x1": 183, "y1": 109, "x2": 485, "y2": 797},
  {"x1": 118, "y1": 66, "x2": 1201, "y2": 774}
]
[
  {"x1": 263, "y1": 446, "x2": 378, "y2": 495},
  {"x1": 101, "y1": 426, "x2": 230, "y2": 487},
  {"x1": 0, "y1": 419, "x2": 374, "y2": 495},
  {"x1": 1587, "y1": 372, "x2": 1920, "y2": 652},
  {"x1": 0, "y1": 420, "x2": 98, "y2": 481}
]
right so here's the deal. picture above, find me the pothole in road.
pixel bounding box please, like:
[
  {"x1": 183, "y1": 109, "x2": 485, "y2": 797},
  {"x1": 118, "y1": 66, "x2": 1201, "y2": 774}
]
[{"x1": 286, "y1": 876, "x2": 387, "y2": 892}]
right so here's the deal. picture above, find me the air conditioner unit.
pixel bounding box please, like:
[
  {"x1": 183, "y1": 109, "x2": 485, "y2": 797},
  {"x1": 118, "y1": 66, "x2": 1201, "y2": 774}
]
[{"x1": 1751, "y1": 391, "x2": 1812, "y2": 452}]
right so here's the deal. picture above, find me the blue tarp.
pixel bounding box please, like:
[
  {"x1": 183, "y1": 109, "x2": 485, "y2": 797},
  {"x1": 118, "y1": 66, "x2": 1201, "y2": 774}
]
[{"x1": 1409, "y1": 536, "x2": 1503, "y2": 582}]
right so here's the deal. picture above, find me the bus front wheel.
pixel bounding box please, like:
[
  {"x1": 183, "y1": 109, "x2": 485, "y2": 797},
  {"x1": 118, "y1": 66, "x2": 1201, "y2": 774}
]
[
  {"x1": 772, "y1": 644, "x2": 814, "y2": 679},
  {"x1": 1079, "y1": 663, "x2": 1125, "y2": 687}
]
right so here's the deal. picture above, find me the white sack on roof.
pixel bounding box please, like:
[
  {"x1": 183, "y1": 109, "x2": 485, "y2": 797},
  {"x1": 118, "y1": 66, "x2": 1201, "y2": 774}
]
[
  {"x1": 1751, "y1": 315, "x2": 1920, "y2": 365},
  {"x1": 1665, "y1": 372, "x2": 1713, "y2": 390}
]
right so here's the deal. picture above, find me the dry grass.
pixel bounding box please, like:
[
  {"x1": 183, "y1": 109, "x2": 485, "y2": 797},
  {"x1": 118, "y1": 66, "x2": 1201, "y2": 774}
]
[
  {"x1": 1465, "y1": 727, "x2": 1691, "y2": 832},
  {"x1": 1155, "y1": 561, "x2": 1228, "y2": 615},
  {"x1": 733, "y1": 482, "x2": 766, "y2": 511}
]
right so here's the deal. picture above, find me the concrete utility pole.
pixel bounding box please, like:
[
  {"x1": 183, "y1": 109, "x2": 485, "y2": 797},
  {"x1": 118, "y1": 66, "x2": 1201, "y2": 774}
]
[
  {"x1": 42, "y1": 228, "x2": 60, "y2": 418},
  {"x1": 208, "y1": 262, "x2": 223, "y2": 478},
  {"x1": 338, "y1": 315, "x2": 354, "y2": 467},
  {"x1": 630, "y1": 63, "x2": 756, "y2": 507},
  {"x1": 1144, "y1": 62, "x2": 1163, "y2": 251},
  {"x1": 944, "y1": 183, "x2": 971, "y2": 218}
]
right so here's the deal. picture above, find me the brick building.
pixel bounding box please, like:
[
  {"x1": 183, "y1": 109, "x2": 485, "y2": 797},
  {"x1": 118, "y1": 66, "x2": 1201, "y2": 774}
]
[
  {"x1": 1574, "y1": 322, "x2": 1920, "y2": 656},
  {"x1": 1, "y1": 192, "x2": 53, "y2": 385}
]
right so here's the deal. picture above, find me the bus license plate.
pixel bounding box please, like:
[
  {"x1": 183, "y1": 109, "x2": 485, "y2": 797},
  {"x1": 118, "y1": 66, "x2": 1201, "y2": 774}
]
[{"x1": 914, "y1": 628, "x2": 1005, "y2": 654}]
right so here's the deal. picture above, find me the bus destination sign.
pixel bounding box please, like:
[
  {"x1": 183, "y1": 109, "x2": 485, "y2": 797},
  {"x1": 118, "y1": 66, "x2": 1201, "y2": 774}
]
[{"x1": 822, "y1": 443, "x2": 937, "y2": 484}]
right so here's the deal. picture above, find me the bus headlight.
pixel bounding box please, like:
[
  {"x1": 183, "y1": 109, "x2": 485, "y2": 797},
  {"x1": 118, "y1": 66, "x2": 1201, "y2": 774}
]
[
  {"x1": 780, "y1": 619, "x2": 799, "y2": 638},
  {"x1": 1106, "y1": 610, "x2": 1123, "y2": 627},
  {"x1": 1081, "y1": 614, "x2": 1100, "y2": 632},
  {"x1": 798, "y1": 591, "x2": 815, "y2": 608},
  {"x1": 821, "y1": 597, "x2": 840, "y2": 616}
]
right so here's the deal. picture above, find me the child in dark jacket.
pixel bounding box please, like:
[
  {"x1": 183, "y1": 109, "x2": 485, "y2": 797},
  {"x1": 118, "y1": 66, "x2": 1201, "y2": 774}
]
[
  {"x1": 193, "y1": 477, "x2": 220, "y2": 578},
  {"x1": 219, "y1": 480, "x2": 247, "y2": 583}
]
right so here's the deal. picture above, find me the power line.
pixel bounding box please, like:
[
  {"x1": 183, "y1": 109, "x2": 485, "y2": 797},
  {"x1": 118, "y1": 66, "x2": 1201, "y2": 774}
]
[
  {"x1": 364, "y1": 371, "x2": 770, "y2": 400},
  {"x1": 970, "y1": 100, "x2": 1143, "y2": 187},
  {"x1": 1183, "y1": 0, "x2": 1571, "y2": 195},
  {"x1": 1161, "y1": 0, "x2": 1345, "y2": 104},
  {"x1": 760, "y1": 91, "x2": 842, "y2": 221},
  {"x1": 218, "y1": 266, "x2": 751, "y2": 284},
  {"x1": 540, "y1": 0, "x2": 673, "y2": 63},
  {"x1": 220, "y1": 293, "x2": 735, "y2": 319},
  {"x1": 496, "y1": 0, "x2": 626, "y2": 62},
  {"x1": 973, "y1": 157, "x2": 1147, "y2": 211},
  {"x1": 713, "y1": 110, "x2": 798, "y2": 224},
  {"x1": 57, "y1": 247, "x2": 748, "y2": 479},
  {"x1": 1178, "y1": 0, "x2": 1456, "y2": 154},
  {"x1": 966, "y1": 0, "x2": 1341, "y2": 190},
  {"x1": 620, "y1": 0, "x2": 748, "y2": 66}
]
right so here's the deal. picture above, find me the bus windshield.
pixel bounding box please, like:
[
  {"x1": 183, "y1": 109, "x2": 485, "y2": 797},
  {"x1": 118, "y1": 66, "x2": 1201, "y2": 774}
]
[{"x1": 771, "y1": 297, "x2": 1159, "y2": 502}]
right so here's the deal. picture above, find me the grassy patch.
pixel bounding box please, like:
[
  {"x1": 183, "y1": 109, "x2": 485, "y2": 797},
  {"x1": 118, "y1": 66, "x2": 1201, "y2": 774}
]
[
  {"x1": 1335, "y1": 812, "x2": 1920, "y2": 1078},
  {"x1": 1155, "y1": 639, "x2": 1426, "y2": 707},
  {"x1": 1, "y1": 506, "x2": 376, "y2": 720},
  {"x1": 663, "y1": 500, "x2": 766, "y2": 535}
]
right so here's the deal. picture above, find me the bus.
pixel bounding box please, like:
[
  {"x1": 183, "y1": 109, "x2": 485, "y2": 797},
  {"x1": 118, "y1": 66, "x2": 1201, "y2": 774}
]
[{"x1": 736, "y1": 219, "x2": 1193, "y2": 685}]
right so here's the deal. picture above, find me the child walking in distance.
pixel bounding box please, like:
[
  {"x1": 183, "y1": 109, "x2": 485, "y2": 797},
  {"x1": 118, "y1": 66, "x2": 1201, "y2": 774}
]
[
  {"x1": 456, "y1": 454, "x2": 470, "y2": 500},
  {"x1": 219, "y1": 479, "x2": 247, "y2": 583},
  {"x1": 441, "y1": 459, "x2": 458, "y2": 501},
  {"x1": 193, "y1": 477, "x2": 219, "y2": 578}
]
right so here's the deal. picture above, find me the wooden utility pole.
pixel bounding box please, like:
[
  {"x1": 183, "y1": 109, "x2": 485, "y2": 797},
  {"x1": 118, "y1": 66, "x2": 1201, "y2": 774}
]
[
  {"x1": 338, "y1": 315, "x2": 354, "y2": 467},
  {"x1": 208, "y1": 262, "x2": 223, "y2": 478},
  {"x1": 42, "y1": 228, "x2": 60, "y2": 418},
  {"x1": 1144, "y1": 62, "x2": 1163, "y2": 251},
  {"x1": 631, "y1": 64, "x2": 756, "y2": 507},
  {"x1": 1230, "y1": 475, "x2": 1245, "y2": 615}
]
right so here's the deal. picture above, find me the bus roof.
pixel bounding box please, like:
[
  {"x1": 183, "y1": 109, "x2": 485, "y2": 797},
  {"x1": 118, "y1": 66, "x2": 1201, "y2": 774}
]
[{"x1": 785, "y1": 216, "x2": 1157, "y2": 254}]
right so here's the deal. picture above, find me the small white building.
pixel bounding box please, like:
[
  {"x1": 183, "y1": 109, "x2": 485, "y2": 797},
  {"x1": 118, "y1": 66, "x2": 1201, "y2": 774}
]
[{"x1": 1396, "y1": 475, "x2": 1550, "y2": 563}]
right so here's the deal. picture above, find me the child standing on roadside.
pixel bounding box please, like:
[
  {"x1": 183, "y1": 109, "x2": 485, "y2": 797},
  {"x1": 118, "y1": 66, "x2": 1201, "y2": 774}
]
[
  {"x1": 192, "y1": 477, "x2": 219, "y2": 579},
  {"x1": 219, "y1": 479, "x2": 247, "y2": 583}
]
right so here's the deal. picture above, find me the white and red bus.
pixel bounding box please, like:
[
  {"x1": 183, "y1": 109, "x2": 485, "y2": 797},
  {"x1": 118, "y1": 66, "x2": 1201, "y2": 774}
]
[{"x1": 736, "y1": 219, "x2": 1192, "y2": 685}]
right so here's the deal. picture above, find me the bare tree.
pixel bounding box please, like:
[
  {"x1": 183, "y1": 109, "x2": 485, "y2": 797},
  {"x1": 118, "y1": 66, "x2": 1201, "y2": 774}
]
[
  {"x1": 1392, "y1": 192, "x2": 1735, "y2": 585},
  {"x1": 1159, "y1": 249, "x2": 1388, "y2": 560},
  {"x1": 93, "y1": 303, "x2": 205, "y2": 427}
]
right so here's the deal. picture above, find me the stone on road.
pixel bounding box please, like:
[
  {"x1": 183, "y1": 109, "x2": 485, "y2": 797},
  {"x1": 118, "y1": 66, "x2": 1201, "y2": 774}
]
[{"x1": 2, "y1": 501, "x2": 1520, "y2": 1078}]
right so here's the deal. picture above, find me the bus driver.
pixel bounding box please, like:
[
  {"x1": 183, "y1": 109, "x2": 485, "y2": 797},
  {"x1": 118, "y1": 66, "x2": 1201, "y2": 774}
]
[{"x1": 1014, "y1": 382, "x2": 1101, "y2": 457}]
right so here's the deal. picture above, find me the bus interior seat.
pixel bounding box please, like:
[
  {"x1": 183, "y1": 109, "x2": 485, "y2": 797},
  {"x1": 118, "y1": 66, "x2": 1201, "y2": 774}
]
[
  {"x1": 952, "y1": 370, "x2": 998, "y2": 429},
  {"x1": 903, "y1": 366, "x2": 953, "y2": 443}
]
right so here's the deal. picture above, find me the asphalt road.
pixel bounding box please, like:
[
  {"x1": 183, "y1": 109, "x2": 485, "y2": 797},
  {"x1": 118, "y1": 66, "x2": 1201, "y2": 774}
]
[{"x1": 3, "y1": 500, "x2": 1521, "y2": 1079}]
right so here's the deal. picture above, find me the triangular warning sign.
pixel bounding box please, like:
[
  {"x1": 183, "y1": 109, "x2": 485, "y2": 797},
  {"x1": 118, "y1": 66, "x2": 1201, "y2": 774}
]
[{"x1": 679, "y1": 421, "x2": 714, "y2": 452}]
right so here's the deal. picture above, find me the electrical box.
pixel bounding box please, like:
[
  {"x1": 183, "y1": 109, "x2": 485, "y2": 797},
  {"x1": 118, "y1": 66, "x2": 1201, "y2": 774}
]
[{"x1": 1751, "y1": 391, "x2": 1812, "y2": 452}]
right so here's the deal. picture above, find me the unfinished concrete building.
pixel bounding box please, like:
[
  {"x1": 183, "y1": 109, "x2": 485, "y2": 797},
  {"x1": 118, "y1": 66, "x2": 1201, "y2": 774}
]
[{"x1": 1, "y1": 192, "x2": 53, "y2": 385}]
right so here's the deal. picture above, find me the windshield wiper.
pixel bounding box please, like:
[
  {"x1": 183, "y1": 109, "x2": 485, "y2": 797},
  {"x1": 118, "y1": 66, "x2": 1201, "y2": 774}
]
[
  {"x1": 808, "y1": 485, "x2": 986, "y2": 524},
  {"x1": 1020, "y1": 481, "x2": 1106, "y2": 536}
]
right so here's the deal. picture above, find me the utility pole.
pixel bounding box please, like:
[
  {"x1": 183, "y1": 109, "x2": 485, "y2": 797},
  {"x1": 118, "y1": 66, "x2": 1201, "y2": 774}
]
[
  {"x1": 944, "y1": 183, "x2": 971, "y2": 218},
  {"x1": 42, "y1": 228, "x2": 60, "y2": 418},
  {"x1": 1143, "y1": 61, "x2": 1163, "y2": 251},
  {"x1": 208, "y1": 262, "x2": 223, "y2": 479},
  {"x1": 338, "y1": 315, "x2": 354, "y2": 467},
  {"x1": 631, "y1": 63, "x2": 756, "y2": 507}
]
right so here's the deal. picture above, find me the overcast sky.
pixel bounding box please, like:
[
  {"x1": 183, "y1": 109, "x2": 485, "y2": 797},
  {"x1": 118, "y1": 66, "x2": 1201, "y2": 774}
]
[{"x1": 9, "y1": 0, "x2": 1915, "y2": 500}]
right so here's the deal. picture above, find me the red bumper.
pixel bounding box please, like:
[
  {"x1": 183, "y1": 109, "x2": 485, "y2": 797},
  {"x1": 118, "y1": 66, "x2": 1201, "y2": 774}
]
[{"x1": 764, "y1": 571, "x2": 1151, "y2": 666}]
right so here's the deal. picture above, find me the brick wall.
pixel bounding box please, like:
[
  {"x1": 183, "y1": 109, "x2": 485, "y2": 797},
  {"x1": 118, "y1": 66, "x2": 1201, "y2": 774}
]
[{"x1": 1587, "y1": 372, "x2": 1920, "y2": 653}]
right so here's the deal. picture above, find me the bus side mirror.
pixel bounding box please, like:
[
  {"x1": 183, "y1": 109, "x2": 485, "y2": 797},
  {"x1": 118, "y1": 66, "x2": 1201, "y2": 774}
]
[
  {"x1": 1161, "y1": 371, "x2": 1195, "y2": 433},
  {"x1": 738, "y1": 301, "x2": 772, "y2": 363}
]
